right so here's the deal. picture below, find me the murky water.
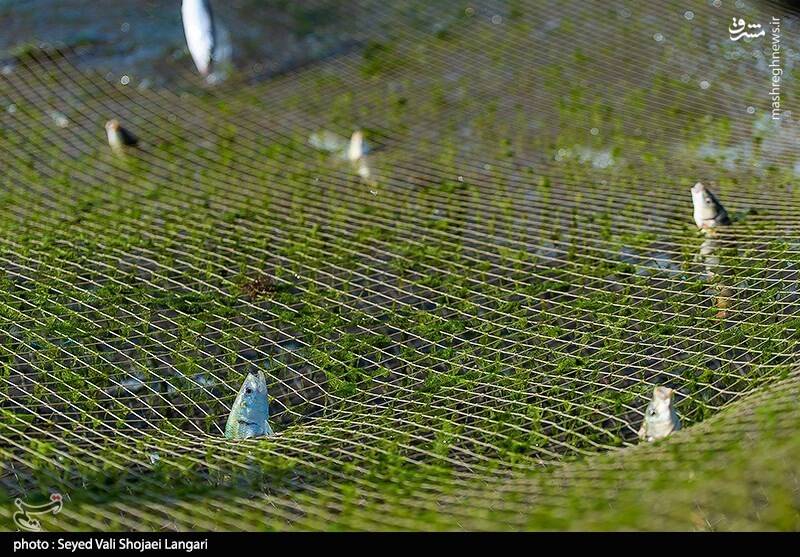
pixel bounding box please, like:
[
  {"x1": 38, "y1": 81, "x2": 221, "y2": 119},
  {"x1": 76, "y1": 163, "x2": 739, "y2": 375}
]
[{"x1": 0, "y1": 0, "x2": 370, "y2": 85}]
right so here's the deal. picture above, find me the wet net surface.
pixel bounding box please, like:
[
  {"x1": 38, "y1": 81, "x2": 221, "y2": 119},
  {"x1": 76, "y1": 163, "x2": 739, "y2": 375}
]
[{"x1": 1, "y1": 0, "x2": 800, "y2": 530}]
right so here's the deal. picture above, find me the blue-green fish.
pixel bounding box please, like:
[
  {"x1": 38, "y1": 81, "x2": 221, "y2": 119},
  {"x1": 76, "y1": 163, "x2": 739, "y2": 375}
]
[{"x1": 225, "y1": 370, "x2": 273, "y2": 439}]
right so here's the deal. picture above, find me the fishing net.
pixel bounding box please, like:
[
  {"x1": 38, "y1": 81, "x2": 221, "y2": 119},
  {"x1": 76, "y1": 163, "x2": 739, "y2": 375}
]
[{"x1": 1, "y1": 0, "x2": 800, "y2": 531}]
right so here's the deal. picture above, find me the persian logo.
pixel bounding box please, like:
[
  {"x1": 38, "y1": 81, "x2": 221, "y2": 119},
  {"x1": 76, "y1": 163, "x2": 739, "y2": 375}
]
[
  {"x1": 726, "y1": 15, "x2": 782, "y2": 120},
  {"x1": 728, "y1": 17, "x2": 765, "y2": 41},
  {"x1": 13, "y1": 493, "x2": 63, "y2": 532}
]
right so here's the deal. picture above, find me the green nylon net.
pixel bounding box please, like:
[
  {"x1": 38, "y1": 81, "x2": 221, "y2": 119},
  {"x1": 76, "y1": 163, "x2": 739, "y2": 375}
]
[{"x1": 1, "y1": 0, "x2": 800, "y2": 530}]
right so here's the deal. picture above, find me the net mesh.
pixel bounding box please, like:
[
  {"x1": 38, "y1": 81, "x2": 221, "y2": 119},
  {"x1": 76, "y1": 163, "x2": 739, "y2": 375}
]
[{"x1": 1, "y1": 0, "x2": 800, "y2": 531}]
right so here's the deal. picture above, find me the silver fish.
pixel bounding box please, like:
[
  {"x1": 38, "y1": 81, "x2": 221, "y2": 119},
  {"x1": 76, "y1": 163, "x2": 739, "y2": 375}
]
[
  {"x1": 309, "y1": 129, "x2": 374, "y2": 184},
  {"x1": 105, "y1": 119, "x2": 138, "y2": 155},
  {"x1": 182, "y1": 0, "x2": 216, "y2": 77},
  {"x1": 691, "y1": 182, "x2": 731, "y2": 230},
  {"x1": 309, "y1": 129, "x2": 369, "y2": 160},
  {"x1": 638, "y1": 386, "x2": 681, "y2": 442},
  {"x1": 347, "y1": 130, "x2": 366, "y2": 162},
  {"x1": 308, "y1": 130, "x2": 348, "y2": 153},
  {"x1": 48, "y1": 110, "x2": 69, "y2": 128},
  {"x1": 225, "y1": 369, "x2": 273, "y2": 439}
]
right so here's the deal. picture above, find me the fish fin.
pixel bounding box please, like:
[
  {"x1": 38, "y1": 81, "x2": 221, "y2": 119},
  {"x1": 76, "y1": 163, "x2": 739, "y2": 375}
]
[
  {"x1": 120, "y1": 128, "x2": 138, "y2": 146},
  {"x1": 255, "y1": 369, "x2": 268, "y2": 393}
]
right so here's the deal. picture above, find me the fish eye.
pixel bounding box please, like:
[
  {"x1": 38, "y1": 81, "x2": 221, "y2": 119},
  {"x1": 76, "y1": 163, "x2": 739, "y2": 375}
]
[{"x1": 245, "y1": 387, "x2": 253, "y2": 394}]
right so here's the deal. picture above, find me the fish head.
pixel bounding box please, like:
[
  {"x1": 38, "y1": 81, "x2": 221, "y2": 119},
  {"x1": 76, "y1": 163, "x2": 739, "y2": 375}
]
[
  {"x1": 691, "y1": 182, "x2": 720, "y2": 225},
  {"x1": 650, "y1": 386, "x2": 675, "y2": 415},
  {"x1": 233, "y1": 370, "x2": 270, "y2": 426},
  {"x1": 348, "y1": 130, "x2": 365, "y2": 161},
  {"x1": 691, "y1": 182, "x2": 716, "y2": 211}
]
